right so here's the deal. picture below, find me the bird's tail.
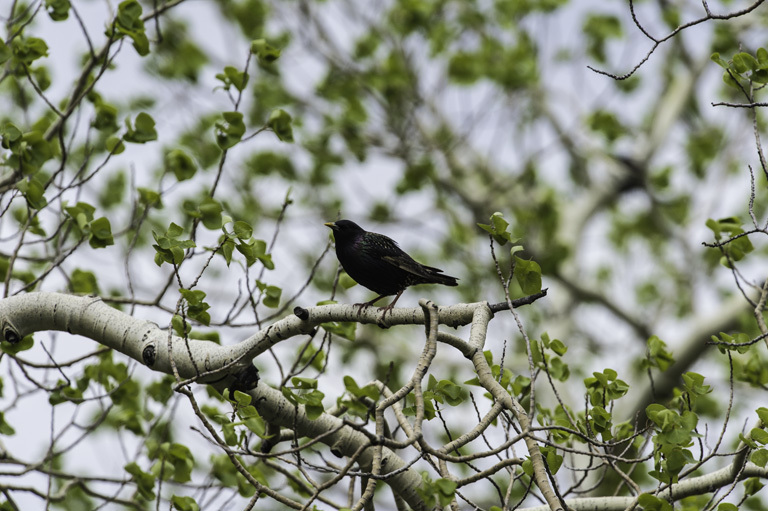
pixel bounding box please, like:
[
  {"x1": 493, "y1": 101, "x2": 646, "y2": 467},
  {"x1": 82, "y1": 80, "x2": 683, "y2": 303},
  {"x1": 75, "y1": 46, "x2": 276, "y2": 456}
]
[{"x1": 422, "y1": 265, "x2": 459, "y2": 286}]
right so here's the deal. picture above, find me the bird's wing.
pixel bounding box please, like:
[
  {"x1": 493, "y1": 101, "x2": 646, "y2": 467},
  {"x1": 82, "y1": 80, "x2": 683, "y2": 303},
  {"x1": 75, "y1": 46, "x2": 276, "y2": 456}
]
[
  {"x1": 367, "y1": 232, "x2": 445, "y2": 279},
  {"x1": 382, "y1": 254, "x2": 442, "y2": 279}
]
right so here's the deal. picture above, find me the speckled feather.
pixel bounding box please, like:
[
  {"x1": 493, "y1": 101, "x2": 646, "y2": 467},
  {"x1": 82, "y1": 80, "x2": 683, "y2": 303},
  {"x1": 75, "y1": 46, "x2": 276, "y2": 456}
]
[{"x1": 326, "y1": 220, "x2": 458, "y2": 297}]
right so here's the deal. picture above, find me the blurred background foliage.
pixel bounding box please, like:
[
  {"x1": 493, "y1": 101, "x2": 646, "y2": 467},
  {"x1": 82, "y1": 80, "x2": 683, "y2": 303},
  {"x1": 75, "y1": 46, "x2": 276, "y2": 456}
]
[{"x1": 2, "y1": 0, "x2": 768, "y2": 508}]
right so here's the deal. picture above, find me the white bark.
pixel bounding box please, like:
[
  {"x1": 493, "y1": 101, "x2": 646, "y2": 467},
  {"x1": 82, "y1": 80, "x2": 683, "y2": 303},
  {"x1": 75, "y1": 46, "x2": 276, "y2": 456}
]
[
  {"x1": 0, "y1": 291, "x2": 561, "y2": 510},
  {"x1": 518, "y1": 462, "x2": 768, "y2": 511},
  {"x1": 0, "y1": 292, "x2": 529, "y2": 510}
]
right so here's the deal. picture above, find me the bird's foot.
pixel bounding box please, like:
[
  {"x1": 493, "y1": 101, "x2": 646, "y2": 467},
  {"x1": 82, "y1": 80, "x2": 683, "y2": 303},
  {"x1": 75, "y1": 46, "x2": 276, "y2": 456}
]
[
  {"x1": 354, "y1": 302, "x2": 371, "y2": 317},
  {"x1": 354, "y1": 295, "x2": 388, "y2": 317},
  {"x1": 376, "y1": 304, "x2": 395, "y2": 328}
]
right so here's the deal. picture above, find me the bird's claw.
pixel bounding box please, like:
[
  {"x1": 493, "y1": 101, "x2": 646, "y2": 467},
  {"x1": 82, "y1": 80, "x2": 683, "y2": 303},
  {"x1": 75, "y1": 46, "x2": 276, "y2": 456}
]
[{"x1": 376, "y1": 305, "x2": 394, "y2": 328}]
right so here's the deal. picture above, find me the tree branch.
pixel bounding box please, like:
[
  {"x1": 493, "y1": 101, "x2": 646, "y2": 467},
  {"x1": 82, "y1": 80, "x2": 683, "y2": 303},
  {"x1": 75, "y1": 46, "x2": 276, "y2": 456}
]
[
  {"x1": 0, "y1": 291, "x2": 547, "y2": 509},
  {"x1": 518, "y1": 462, "x2": 768, "y2": 511}
]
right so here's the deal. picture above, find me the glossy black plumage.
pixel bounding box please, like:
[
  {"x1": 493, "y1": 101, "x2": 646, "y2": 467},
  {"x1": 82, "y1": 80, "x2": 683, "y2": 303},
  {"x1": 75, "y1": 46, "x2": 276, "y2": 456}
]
[{"x1": 325, "y1": 220, "x2": 458, "y2": 313}]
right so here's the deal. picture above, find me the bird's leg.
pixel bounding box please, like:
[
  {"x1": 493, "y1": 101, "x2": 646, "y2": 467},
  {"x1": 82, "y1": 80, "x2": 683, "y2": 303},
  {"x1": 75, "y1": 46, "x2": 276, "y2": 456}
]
[
  {"x1": 355, "y1": 294, "x2": 388, "y2": 316},
  {"x1": 378, "y1": 290, "x2": 404, "y2": 322}
]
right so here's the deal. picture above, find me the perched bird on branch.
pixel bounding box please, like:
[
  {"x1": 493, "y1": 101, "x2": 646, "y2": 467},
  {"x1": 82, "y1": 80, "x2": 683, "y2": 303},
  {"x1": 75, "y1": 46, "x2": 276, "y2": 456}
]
[{"x1": 325, "y1": 220, "x2": 458, "y2": 316}]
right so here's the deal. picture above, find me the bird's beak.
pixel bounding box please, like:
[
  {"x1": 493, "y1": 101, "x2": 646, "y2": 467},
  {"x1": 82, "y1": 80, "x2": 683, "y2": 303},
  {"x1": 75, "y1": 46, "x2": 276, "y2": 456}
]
[{"x1": 324, "y1": 222, "x2": 338, "y2": 231}]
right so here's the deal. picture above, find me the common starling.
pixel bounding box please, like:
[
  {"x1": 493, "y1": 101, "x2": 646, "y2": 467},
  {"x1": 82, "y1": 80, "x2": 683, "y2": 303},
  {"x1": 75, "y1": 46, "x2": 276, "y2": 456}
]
[{"x1": 325, "y1": 220, "x2": 458, "y2": 316}]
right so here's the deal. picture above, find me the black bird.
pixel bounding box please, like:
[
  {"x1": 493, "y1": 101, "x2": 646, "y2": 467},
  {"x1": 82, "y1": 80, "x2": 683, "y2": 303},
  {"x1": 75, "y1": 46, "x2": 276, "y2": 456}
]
[{"x1": 325, "y1": 220, "x2": 458, "y2": 316}]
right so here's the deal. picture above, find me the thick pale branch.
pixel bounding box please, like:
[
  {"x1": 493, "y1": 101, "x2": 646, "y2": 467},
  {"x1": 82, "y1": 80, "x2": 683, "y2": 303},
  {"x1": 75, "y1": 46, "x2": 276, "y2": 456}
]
[
  {"x1": 0, "y1": 291, "x2": 547, "y2": 383},
  {"x1": 466, "y1": 304, "x2": 564, "y2": 511},
  {"x1": 245, "y1": 382, "x2": 427, "y2": 510},
  {"x1": 0, "y1": 292, "x2": 431, "y2": 509},
  {"x1": 0, "y1": 291, "x2": 547, "y2": 510},
  {"x1": 0, "y1": 293, "x2": 531, "y2": 506},
  {"x1": 0, "y1": 292, "x2": 251, "y2": 384},
  {"x1": 518, "y1": 462, "x2": 768, "y2": 511},
  {"x1": 241, "y1": 289, "x2": 547, "y2": 359}
]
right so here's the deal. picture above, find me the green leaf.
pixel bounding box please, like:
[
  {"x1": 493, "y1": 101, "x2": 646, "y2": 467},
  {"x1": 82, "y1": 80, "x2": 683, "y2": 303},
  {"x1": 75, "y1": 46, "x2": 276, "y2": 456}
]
[
  {"x1": 232, "y1": 390, "x2": 252, "y2": 407},
  {"x1": 0, "y1": 40, "x2": 11, "y2": 64},
  {"x1": 171, "y1": 495, "x2": 200, "y2": 511},
  {"x1": 585, "y1": 369, "x2": 628, "y2": 407},
  {"x1": 89, "y1": 217, "x2": 114, "y2": 248},
  {"x1": 757, "y1": 48, "x2": 768, "y2": 67},
  {"x1": 283, "y1": 381, "x2": 325, "y2": 420},
  {"x1": 99, "y1": 171, "x2": 126, "y2": 209},
  {"x1": 124, "y1": 112, "x2": 157, "y2": 143},
  {"x1": 744, "y1": 477, "x2": 764, "y2": 496},
  {"x1": 583, "y1": 14, "x2": 622, "y2": 63},
  {"x1": 220, "y1": 237, "x2": 235, "y2": 266},
  {"x1": 147, "y1": 375, "x2": 175, "y2": 404},
  {"x1": 236, "y1": 238, "x2": 273, "y2": 268},
  {"x1": 138, "y1": 187, "x2": 162, "y2": 208},
  {"x1": 645, "y1": 335, "x2": 675, "y2": 371},
  {"x1": 587, "y1": 110, "x2": 626, "y2": 143},
  {"x1": 216, "y1": 66, "x2": 249, "y2": 91},
  {"x1": 637, "y1": 493, "x2": 673, "y2": 511},
  {"x1": 45, "y1": 0, "x2": 71, "y2": 21},
  {"x1": 548, "y1": 337, "x2": 567, "y2": 356},
  {"x1": 305, "y1": 402, "x2": 324, "y2": 420},
  {"x1": 343, "y1": 376, "x2": 379, "y2": 400},
  {"x1": 0, "y1": 412, "x2": 15, "y2": 436},
  {"x1": 180, "y1": 289, "x2": 211, "y2": 326},
  {"x1": 245, "y1": 151, "x2": 296, "y2": 178},
  {"x1": 199, "y1": 198, "x2": 223, "y2": 230},
  {"x1": 165, "y1": 149, "x2": 197, "y2": 181},
  {"x1": 741, "y1": 432, "x2": 758, "y2": 450},
  {"x1": 448, "y1": 51, "x2": 481, "y2": 85},
  {"x1": 32, "y1": 67, "x2": 51, "y2": 91},
  {"x1": 541, "y1": 445, "x2": 563, "y2": 474},
  {"x1": 63, "y1": 203, "x2": 114, "y2": 248},
  {"x1": 3, "y1": 126, "x2": 55, "y2": 175},
  {"x1": 477, "y1": 212, "x2": 518, "y2": 245},
  {"x1": 215, "y1": 111, "x2": 246, "y2": 149},
  {"x1": 105, "y1": 136, "x2": 125, "y2": 154},
  {"x1": 48, "y1": 379, "x2": 84, "y2": 405},
  {"x1": 125, "y1": 462, "x2": 156, "y2": 500},
  {"x1": 16, "y1": 175, "x2": 48, "y2": 210},
  {"x1": 429, "y1": 378, "x2": 468, "y2": 406},
  {"x1": 71, "y1": 269, "x2": 100, "y2": 294},
  {"x1": 262, "y1": 284, "x2": 281, "y2": 308},
  {"x1": 152, "y1": 223, "x2": 195, "y2": 267},
  {"x1": 1, "y1": 334, "x2": 34, "y2": 355},
  {"x1": 751, "y1": 428, "x2": 768, "y2": 445},
  {"x1": 321, "y1": 321, "x2": 356, "y2": 341},
  {"x1": 514, "y1": 257, "x2": 542, "y2": 294},
  {"x1": 339, "y1": 273, "x2": 358, "y2": 289},
  {"x1": 751, "y1": 449, "x2": 768, "y2": 468},
  {"x1": 267, "y1": 109, "x2": 294, "y2": 142},
  {"x1": 232, "y1": 221, "x2": 253, "y2": 240},
  {"x1": 711, "y1": 52, "x2": 728, "y2": 69},
  {"x1": 681, "y1": 372, "x2": 711, "y2": 397},
  {"x1": 757, "y1": 407, "x2": 768, "y2": 427},
  {"x1": 416, "y1": 474, "x2": 457, "y2": 508},
  {"x1": 12, "y1": 37, "x2": 49, "y2": 64},
  {"x1": 165, "y1": 443, "x2": 195, "y2": 483},
  {"x1": 113, "y1": 0, "x2": 150, "y2": 56},
  {"x1": 65, "y1": 202, "x2": 95, "y2": 228},
  {"x1": 171, "y1": 315, "x2": 190, "y2": 337},
  {"x1": 434, "y1": 478, "x2": 457, "y2": 507},
  {"x1": 733, "y1": 52, "x2": 758, "y2": 73},
  {"x1": 549, "y1": 357, "x2": 570, "y2": 381},
  {"x1": 251, "y1": 39, "x2": 281, "y2": 64},
  {"x1": 291, "y1": 377, "x2": 318, "y2": 389},
  {"x1": 705, "y1": 217, "x2": 754, "y2": 267}
]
